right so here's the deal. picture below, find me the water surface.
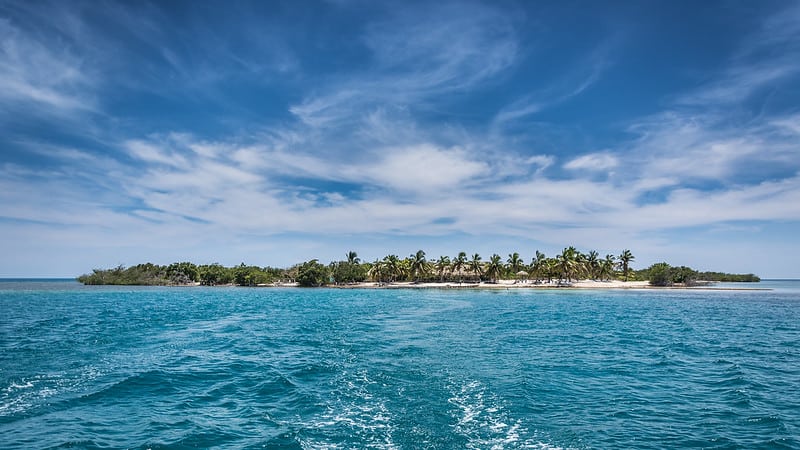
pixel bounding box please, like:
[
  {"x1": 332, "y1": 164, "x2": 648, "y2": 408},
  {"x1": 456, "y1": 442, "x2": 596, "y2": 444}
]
[{"x1": 1, "y1": 280, "x2": 798, "y2": 448}]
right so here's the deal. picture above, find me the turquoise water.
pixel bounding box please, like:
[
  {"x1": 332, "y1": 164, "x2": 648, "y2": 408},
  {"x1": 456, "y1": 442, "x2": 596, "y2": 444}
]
[{"x1": 1, "y1": 280, "x2": 799, "y2": 449}]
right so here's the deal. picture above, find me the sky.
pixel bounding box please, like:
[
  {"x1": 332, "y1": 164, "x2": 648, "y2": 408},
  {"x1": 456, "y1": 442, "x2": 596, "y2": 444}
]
[{"x1": 1, "y1": 0, "x2": 800, "y2": 278}]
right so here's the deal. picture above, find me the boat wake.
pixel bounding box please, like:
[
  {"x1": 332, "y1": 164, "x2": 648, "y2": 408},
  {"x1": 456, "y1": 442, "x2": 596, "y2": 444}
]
[{"x1": 448, "y1": 378, "x2": 570, "y2": 450}]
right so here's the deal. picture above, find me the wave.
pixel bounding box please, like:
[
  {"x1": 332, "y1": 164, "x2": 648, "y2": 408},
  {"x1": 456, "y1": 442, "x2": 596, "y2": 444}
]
[
  {"x1": 0, "y1": 364, "x2": 106, "y2": 420},
  {"x1": 447, "y1": 378, "x2": 571, "y2": 450}
]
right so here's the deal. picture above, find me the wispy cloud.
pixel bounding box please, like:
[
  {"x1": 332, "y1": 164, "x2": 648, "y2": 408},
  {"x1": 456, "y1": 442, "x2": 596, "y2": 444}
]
[
  {"x1": 564, "y1": 152, "x2": 618, "y2": 172},
  {"x1": 622, "y1": 104, "x2": 799, "y2": 190},
  {"x1": 493, "y1": 98, "x2": 545, "y2": 125},
  {"x1": 363, "y1": 3, "x2": 517, "y2": 91},
  {"x1": 677, "y1": 64, "x2": 800, "y2": 106},
  {"x1": 290, "y1": 2, "x2": 518, "y2": 128},
  {"x1": 357, "y1": 144, "x2": 489, "y2": 194},
  {"x1": 0, "y1": 15, "x2": 95, "y2": 113},
  {"x1": 11, "y1": 130, "x2": 788, "y2": 238},
  {"x1": 616, "y1": 3, "x2": 800, "y2": 192},
  {"x1": 677, "y1": 3, "x2": 800, "y2": 106},
  {"x1": 770, "y1": 113, "x2": 800, "y2": 135},
  {"x1": 125, "y1": 140, "x2": 189, "y2": 168},
  {"x1": 2, "y1": 124, "x2": 799, "y2": 275},
  {"x1": 493, "y1": 39, "x2": 615, "y2": 126}
]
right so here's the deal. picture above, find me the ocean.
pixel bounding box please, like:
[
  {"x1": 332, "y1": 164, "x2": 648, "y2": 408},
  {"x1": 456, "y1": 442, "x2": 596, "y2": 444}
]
[{"x1": 1, "y1": 280, "x2": 798, "y2": 449}]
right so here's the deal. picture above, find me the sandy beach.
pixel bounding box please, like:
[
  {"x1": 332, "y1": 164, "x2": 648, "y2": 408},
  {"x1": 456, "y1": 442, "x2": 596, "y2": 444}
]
[
  {"x1": 266, "y1": 279, "x2": 750, "y2": 290},
  {"x1": 331, "y1": 279, "x2": 651, "y2": 289}
]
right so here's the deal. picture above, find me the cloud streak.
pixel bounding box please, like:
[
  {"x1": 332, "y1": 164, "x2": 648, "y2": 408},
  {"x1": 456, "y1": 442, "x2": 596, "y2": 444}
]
[
  {"x1": 291, "y1": 2, "x2": 518, "y2": 130},
  {"x1": 0, "y1": 15, "x2": 95, "y2": 113}
]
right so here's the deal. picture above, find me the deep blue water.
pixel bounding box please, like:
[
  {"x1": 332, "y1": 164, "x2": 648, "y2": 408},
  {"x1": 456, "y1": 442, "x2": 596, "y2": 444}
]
[{"x1": 1, "y1": 280, "x2": 799, "y2": 449}]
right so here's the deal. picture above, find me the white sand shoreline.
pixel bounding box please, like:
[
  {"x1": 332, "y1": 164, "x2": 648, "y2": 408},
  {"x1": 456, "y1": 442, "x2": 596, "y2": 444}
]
[{"x1": 252, "y1": 279, "x2": 768, "y2": 291}]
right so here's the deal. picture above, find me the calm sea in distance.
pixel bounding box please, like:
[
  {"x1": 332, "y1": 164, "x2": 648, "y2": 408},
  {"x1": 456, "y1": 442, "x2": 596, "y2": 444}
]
[{"x1": 1, "y1": 279, "x2": 799, "y2": 449}]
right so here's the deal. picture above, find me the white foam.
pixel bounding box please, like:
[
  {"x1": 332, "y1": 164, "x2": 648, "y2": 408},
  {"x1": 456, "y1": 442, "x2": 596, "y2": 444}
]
[
  {"x1": 6, "y1": 380, "x2": 34, "y2": 391},
  {"x1": 0, "y1": 365, "x2": 107, "y2": 418},
  {"x1": 296, "y1": 369, "x2": 398, "y2": 450},
  {"x1": 448, "y1": 378, "x2": 571, "y2": 450}
]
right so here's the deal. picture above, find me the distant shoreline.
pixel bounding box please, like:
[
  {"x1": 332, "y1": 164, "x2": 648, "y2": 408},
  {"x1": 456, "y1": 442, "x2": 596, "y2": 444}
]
[
  {"x1": 73, "y1": 251, "x2": 764, "y2": 287},
  {"x1": 168, "y1": 279, "x2": 770, "y2": 291}
]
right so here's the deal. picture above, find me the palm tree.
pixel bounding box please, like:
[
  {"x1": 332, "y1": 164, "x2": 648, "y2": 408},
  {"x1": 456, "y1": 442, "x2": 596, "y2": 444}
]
[
  {"x1": 486, "y1": 254, "x2": 503, "y2": 283},
  {"x1": 346, "y1": 251, "x2": 360, "y2": 265},
  {"x1": 586, "y1": 250, "x2": 599, "y2": 280},
  {"x1": 470, "y1": 253, "x2": 483, "y2": 282},
  {"x1": 575, "y1": 250, "x2": 588, "y2": 280},
  {"x1": 530, "y1": 251, "x2": 547, "y2": 282},
  {"x1": 452, "y1": 251, "x2": 467, "y2": 283},
  {"x1": 398, "y1": 257, "x2": 411, "y2": 282},
  {"x1": 557, "y1": 246, "x2": 579, "y2": 282},
  {"x1": 434, "y1": 256, "x2": 450, "y2": 282},
  {"x1": 506, "y1": 252, "x2": 523, "y2": 278},
  {"x1": 409, "y1": 249, "x2": 428, "y2": 282},
  {"x1": 544, "y1": 257, "x2": 557, "y2": 283},
  {"x1": 383, "y1": 254, "x2": 401, "y2": 282},
  {"x1": 618, "y1": 249, "x2": 635, "y2": 281},
  {"x1": 600, "y1": 254, "x2": 616, "y2": 281},
  {"x1": 368, "y1": 259, "x2": 384, "y2": 282}
]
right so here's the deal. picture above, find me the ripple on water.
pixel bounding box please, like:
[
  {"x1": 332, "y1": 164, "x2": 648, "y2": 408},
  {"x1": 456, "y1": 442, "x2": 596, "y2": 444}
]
[{"x1": 447, "y1": 378, "x2": 569, "y2": 450}]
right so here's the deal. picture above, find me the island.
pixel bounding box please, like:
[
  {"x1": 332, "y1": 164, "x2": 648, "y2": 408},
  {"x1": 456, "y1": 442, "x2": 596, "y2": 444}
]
[{"x1": 77, "y1": 248, "x2": 760, "y2": 288}]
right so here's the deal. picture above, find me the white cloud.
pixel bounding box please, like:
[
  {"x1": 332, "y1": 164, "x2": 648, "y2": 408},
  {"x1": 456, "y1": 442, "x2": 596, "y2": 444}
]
[
  {"x1": 363, "y1": 3, "x2": 517, "y2": 91},
  {"x1": 599, "y1": 175, "x2": 800, "y2": 229},
  {"x1": 771, "y1": 113, "x2": 800, "y2": 135},
  {"x1": 0, "y1": 17, "x2": 94, "y2": 112},
  {"x1": 3, "y1": 129, "x2": 800, "y2": 277},
  {"x1": 289, "y1": 3, "x2": 518, "y2": 130},
  {"x1": 494, "y1": 99, "x2": 544, "y2": 124},
  {"x1": 10, "y1": 126, "x2": 794, "y2": 249},
  {"x1": 525, "y1": 155, "x2": 555, "y2": 171},
  {"x1": 289, "y1": 90, "x2": 361, "y2": 127},
  {"x1": 126, "y1": 140, "x2": 188, "y2": 167},
  {"x1": 678, "y1": 64, "x2": 799, "y2": 106},
  {"x1": 564, "y1": 152, "x2": 618, "y2": 171},
  {"x1": 360, "y1": 144, "x2": 488, "y2": 193},
  {"x1": 677, "y1": 4, "x2": 800, "y2": 106},
  {"x1": 622, "y1": 110, "x2": 798, "y2": 184},
  {"x1": 492, "y1": 39, "x2": 615, "y2": 126}
]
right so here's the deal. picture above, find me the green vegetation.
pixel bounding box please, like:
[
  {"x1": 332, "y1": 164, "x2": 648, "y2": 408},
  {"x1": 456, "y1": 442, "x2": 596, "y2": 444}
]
[
  {"x1": 618, "y1": 249, "x2": 635, "y2": 281},
  {"x1": 638, "y1": 263, "x2": 760, "y2": 286},
  {"x1": 645, "y1": 262, "x2": 675, "y2": 286},
  {"x1": 78, "y1": 262, "x2": 285, "y2": 286},
  {"x1": 77, "y1": 248, "x2": 760, "y2": 287},
  {"x1": 296, "y1": 260, "x2": 330, "y2": 287}
]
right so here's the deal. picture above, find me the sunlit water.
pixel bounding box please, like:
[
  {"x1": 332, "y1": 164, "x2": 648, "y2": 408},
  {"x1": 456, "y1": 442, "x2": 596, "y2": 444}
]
[{"x1": 1, "y1": 280, "x2": 799, "y2": 449}]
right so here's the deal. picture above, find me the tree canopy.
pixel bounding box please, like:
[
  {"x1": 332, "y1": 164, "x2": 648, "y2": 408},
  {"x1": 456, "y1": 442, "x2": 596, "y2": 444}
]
[{"x1": 78, "y1": 248, "x2": 760, "y2": 287}]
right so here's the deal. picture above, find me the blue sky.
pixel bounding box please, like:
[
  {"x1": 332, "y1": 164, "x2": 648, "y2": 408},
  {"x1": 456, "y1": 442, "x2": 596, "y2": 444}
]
[{"x1": 2, "y1": 0, "x2": 800, "y2": 277}]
